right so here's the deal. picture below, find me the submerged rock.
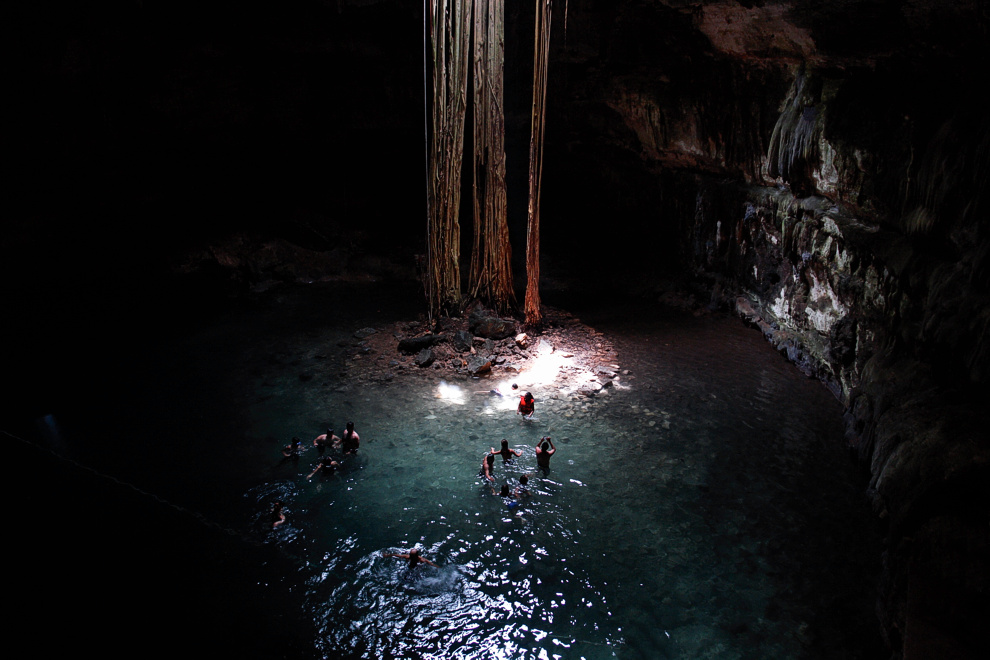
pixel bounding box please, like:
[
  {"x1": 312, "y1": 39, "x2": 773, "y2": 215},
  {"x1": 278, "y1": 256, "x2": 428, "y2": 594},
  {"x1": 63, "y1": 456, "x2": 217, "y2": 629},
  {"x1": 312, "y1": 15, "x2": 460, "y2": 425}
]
[{"x1": 577, "y1": 382, "x2": 603, "y2": 397}]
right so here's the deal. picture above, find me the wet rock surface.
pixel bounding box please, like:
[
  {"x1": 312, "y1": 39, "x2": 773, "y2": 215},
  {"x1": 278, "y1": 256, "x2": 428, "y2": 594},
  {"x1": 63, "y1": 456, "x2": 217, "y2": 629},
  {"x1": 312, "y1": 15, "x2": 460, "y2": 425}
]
[{"x1": 340, "y1": 305, "x2": 620, "y2": 397}]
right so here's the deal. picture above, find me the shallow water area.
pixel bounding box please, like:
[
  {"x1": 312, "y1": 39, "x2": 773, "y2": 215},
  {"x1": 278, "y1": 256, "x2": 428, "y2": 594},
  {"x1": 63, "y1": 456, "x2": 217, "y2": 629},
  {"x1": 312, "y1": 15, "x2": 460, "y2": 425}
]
[{"x1": 16, "y1": 282, "x2": 883, "y2": 659}]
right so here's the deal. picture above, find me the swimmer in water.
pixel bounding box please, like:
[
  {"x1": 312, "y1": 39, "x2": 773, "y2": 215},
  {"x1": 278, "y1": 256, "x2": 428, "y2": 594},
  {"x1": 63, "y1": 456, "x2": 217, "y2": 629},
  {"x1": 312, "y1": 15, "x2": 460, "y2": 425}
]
[
  {"x1": 490, "y1": 439, "x2": 522, "y2": 464},
  {"x1": 335, "y1": 421, "x2": 360, "y2": 455},
  {"x1": 313, "y1": 428, "x2": 339, "y2": 453},
  {"x1": 479, "y1": 453, "x2": 496, "y2": 483},
  {"x1": 491, "y1": 482, "x2": 522, "y2": 510},
  {"x1": 490, "y1": 383, "x2": 519, "y2": 397},
  {"x1": 306, "y1": 454, "x2": 339, "y2": 479},
  {"x1": 270, "y1": 501, "x2": 286, "y2": 529},
  {"x1": 382, "y1": 548, "x2": 437, "y2": 569},
  {"x1": 535, "y1": 436, "x2": 556, "y2": 474},
  {"x1": 514, "y1": 474, "x2": 532, "y2": 499},
  {"x1": 282, "y1": 438, "x2": 303, "y2": 458}
]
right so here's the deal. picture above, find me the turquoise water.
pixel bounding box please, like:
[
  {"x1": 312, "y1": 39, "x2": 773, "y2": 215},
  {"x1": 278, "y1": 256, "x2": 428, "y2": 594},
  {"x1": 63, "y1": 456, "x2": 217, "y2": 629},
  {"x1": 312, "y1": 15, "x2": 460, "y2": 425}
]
[{"x1": 45, "y1": 283, "x2": 882, "y2": 659}]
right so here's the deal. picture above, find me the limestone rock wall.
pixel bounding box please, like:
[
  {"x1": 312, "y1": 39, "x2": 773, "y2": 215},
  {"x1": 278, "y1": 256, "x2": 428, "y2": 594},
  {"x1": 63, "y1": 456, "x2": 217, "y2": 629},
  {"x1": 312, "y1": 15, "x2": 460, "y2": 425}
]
[
  {"x1": 688, "y1": 42, "x2": 990, "y2": 660},
  {"x1": 551, "y1": 2, "x2": 990, "y2": 658}
]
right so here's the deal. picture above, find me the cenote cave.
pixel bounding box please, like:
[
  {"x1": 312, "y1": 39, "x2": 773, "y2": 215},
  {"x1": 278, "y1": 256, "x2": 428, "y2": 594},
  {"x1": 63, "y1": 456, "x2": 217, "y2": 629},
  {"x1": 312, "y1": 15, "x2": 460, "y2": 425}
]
[{"x1": 4, "y1": 2, "x2": 988, "y2": 659}]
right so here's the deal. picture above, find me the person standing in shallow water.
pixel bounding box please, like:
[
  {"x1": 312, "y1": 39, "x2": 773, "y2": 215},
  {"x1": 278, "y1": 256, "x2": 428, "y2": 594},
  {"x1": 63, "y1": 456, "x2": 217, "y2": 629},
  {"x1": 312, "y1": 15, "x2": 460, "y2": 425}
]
[
  {"x1": 535, "y1": 436, "x2": 555, "y2": 474},
  {"x1": 479, "y1": 453, "x2": 496, "y2": 483},
  {"x1": 382, "y1": 547, "x2": 437, "y2": 569},
  {"x1": 517, "y1": 392, "x2": 535, "y2": 419},
  {"x1": 335, "y1": 421, "x2": 360, "y2": 455},
  {"x1": 314, "y1": 428, "x2": 339, "y2": 454},
  {"x1": 491, "y1": 439, "x2": 522, "y2": 463}
]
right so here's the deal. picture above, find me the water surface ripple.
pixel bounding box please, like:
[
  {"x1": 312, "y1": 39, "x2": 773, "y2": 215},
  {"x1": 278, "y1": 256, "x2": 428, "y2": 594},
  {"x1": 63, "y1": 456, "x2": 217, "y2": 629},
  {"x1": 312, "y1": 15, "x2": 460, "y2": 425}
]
[{"x1": 62, "y1": 286, "x2": 882, "y2": 659}]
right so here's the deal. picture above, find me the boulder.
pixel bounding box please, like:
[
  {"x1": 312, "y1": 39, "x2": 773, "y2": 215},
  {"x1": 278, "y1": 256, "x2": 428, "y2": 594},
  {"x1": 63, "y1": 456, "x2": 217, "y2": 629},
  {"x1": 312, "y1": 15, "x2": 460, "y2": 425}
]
[
  {"x1": 452, "y1": 330, "x2": 474, "y2": 353},
  {"x1": 466, "y1": 356, "x2": 492, "y2": 376},
  {"x1": 398, "y1": 334, "x2": 440, "y2": 354},
  {"x1": 468, "y1": 311, "x2": 516, "y2": 339},
  {"x1": 414, "y1": 348, "x2": 434, "y2": 367}
]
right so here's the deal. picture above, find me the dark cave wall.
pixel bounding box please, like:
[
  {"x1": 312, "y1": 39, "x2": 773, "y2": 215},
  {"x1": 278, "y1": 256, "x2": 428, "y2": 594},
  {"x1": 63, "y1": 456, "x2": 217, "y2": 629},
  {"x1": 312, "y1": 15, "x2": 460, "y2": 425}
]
[
  {"x1": 5, "y1": 1, "x2": 427, "y2": 277},
  {"x1": 546, "y1": 2, "x2": 990, "y2": 658}
]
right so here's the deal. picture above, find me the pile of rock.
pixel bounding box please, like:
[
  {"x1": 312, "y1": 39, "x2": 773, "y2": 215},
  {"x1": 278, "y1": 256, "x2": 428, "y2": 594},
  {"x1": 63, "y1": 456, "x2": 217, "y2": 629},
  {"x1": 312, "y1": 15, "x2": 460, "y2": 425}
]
[{"x1": 343, "y1": 306, "x2": 621, "y2": 393}]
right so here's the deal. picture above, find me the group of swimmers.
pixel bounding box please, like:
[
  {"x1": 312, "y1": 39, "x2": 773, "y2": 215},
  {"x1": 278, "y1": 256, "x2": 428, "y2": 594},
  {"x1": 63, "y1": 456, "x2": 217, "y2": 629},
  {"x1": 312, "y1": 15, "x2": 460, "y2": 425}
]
[
  {"x1": 307, "y1": 421, "x2": 360, "y2": 478},
  {"x1": 479, "y1": 435, "x2": 557, "y2": 508},
  {"x1": 381, "y1": 434, "x2": 558, "y2": 568},
  {"x1": 271, "y1": 394, "x2": 556, "y2": 570},
  {"x1": 280, "y1": 421, "x2": 360, "y2": 471},
  {"x1": 271, "y1": 421, "x2": 361, "y2": 528}
]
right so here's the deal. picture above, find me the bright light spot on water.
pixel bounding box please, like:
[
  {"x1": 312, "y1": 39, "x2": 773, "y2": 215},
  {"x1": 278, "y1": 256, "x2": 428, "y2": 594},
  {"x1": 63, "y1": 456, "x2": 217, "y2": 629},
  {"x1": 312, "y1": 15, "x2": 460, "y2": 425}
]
[
  {"x1": 436, "y1": 380, "x2": 465, "y2": 403},
  {"x1": 526, "y1": 351, "x2": 569, "y2": 386},
  {"x1": 488, "y1": 349, "x2": 603, "y2": 405}
]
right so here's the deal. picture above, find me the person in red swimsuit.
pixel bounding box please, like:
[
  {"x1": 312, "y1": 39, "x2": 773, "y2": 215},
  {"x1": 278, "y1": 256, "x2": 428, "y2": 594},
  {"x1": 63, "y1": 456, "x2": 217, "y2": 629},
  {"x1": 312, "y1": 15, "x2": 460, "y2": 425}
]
[{"x1": 517, "y1": 392, "x2": 535, "y2": 418}]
